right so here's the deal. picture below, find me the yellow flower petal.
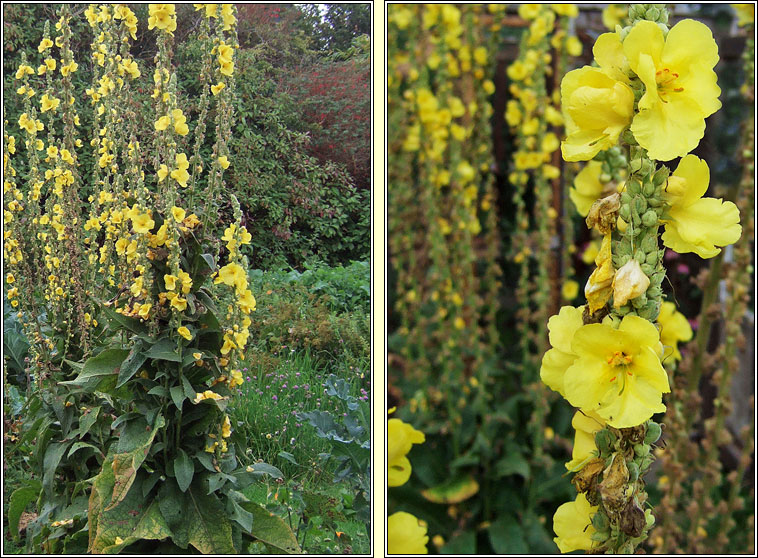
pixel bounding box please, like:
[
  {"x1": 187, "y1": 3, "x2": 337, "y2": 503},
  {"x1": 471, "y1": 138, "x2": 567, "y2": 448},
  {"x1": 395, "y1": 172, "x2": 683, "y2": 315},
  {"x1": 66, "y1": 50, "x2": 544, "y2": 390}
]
[
  {"x1": 388, "y1": 511, "x2": 429, "y2": 555},
  {"x1": 552, "y1": 493, "x2": 597, "y2": 553}
]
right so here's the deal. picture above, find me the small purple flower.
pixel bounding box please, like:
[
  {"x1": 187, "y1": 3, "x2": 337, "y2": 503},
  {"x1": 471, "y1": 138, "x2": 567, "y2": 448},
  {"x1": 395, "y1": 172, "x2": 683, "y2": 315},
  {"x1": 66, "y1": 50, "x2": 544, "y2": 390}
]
[
  {"x1": 295, "y1": 372, "x2": 301, "y2": 377},
  {"x1": 677, "y1": 263, "x2": 689, "y2": 274},
  {"x1": 272, "y1": 395, "x2": 278, "y2": 401},
  {"x1": 293, "y1": 385, "x2": 299, "y2": 390}
]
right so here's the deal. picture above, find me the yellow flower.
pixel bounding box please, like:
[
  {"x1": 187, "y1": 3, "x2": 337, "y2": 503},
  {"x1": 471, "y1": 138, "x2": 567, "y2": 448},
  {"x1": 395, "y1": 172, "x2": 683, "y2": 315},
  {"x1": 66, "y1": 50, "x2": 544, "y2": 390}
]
[
  {"x1": 388, "y1": 418, "x2": 425, "y2": 487},
  {"x1": 540, "y1": 305, "x2": 584, "y2": 397},
  {"x1": 560, "y1": 65, "x2": 633, "y2": 161},
  {"x1": 584, "y1": 233, "x2": 614, "y2": 315},
  {"x1": 171, "y1": 296, "x2": 187, "y2": 312},
  {"x1": 18, "y1": 113, "x2": 42, "y2": 134},
  {"x1": 238, "y1": 289, "x2": 257, "y2": 313},
  {"x1": 155, "y1": 115, "x2": 170, "y2": 131},
  {"x1": 551, "y1": 4, "x2": 578, "y2": 17},
  {"x1": 211, "y1": 82, "x2": 226, "y2": 95},
  {"x1": 171, "y1": 153, "x2": 190, "y2": 187},
  {"x1": 222, "y1": 415, "x2": 231, "y2": 438},
  {"x1": 171, "y1": 206, "x2": 186, "y2": 223},
  {"x1": 553, "y1": 493, "x2": 598, "y2": 553},
  {"x1": 657, "y1": 301, "x2": 693, "y2": 362},
  {"x1": 518, "y1": 4, "x2": 542, "y2": 20},
  {"x1": 178, "y1": 270, "x2": 192, "y2": 294},
  {"x1": 388, "y1": 512, "x2": 428, "y2": 555},
  {"x1": 611, "y1": 259, "x2": 650, "y2": 308},
  {"x1": 38, "y1": 37, "x2": 53, "y2": 53},
  {"x1": 733, "y1": 4, "x2": 755, "y2": 26},
  {"x1": 602, "y1": 4, "x2": 627, "y2": 30},
  {"x1": 561, "y1": 280, "x2": 579, "y2": 301},
  {"x1": 164, "y1": 274, "x2": 178, "y2": 291},
  {"x1": 172, "y1": 109, "x2": 189, "y2": 136},
  {"x1": 157, "y1": 164, "x2": 169, "y2": 182},
  {"x1": 218, "y1": 156, "x2": 230, "y2": 169},
  {"x1": 131, "y1": 211, "x2": 155, "y2": 234},
  {"x1": 570, "y1": 161, "x2": 605, "y2": 216},
  {"x1": 215, "y1": 262, "x2": 247, "y2": 294},
  {"x1": 40, "y1": 94, "x2": 60, "y2": 113},
  {"x1": 661, "y1": 155, "x2": 741, "y2": 258},
  {"x1": 178, "y1": 326, "x2": 192, "y2": 340},
  {"x1": 148, "y1": 4, "x2": 177, "y2": 34},
  {"x1": 220, "y1": 4, "x2": 236, "y2": 30},
  {"x1": 566, "y1": 411, "x2": 605, "y2": 471},
  {"x1": 564, "y1": 315, "x2": 669, "y2": 428},
  {"x1": 624, "y1": 20, "x2": 722, "y2": 161}
]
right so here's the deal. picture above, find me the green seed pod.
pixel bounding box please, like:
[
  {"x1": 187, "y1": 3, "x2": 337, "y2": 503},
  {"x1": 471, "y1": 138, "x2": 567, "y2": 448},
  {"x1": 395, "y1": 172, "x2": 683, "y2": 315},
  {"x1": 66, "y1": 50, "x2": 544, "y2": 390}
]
[
  {"x1": 635, "y1": 196, "x2": 648, "y2": 214},
  {"x1": 644, "y1": 300, "x2": 660, "y2": 320},
  {"x1": 632, "y1": 293, "x2": 648, "y2": 309},
  {"x1": 646, "y1": 7, "x2": 661, "y2": 21},
  {"x1": 619, "y1": 204, "x2": 631, "y2": 221},
  {"x1": 616, "y1": 304, "x2": 631, "y2": 316},
  {"x1": 640, "y1": 261, "x2": 653, "y2": 274},
  {"x1": 634, "y1": 250, "x2": 646, "y2": 263},
  {"x1": 592, "y1": 512, "x2": 610, "y2": 532},
  {"x1": 640, "y1": 235, "x2": 657, "y2": 252},
  {"x1": 591, "y1": 531, "x2": 610, "y2": 543},
  {"x1": 647, "y1": 196, "x2": 663, "y2": 208},
  {"x1": 642, "y1": 209, "x2": 658, "y2": 227},
  {"x1": 642, "y1": 180, "x2": 655, "y2": 197},
  {"x1": 640, "y1": 158, "x2": 654, "y2": 176},
  {"x1": 647, "y1": 285, "x2": 662, "y2": 299},
  {"x1": 633, "y1": 443, "x2": 649, "y2": 457},
  {"x1": 645, "y1": 250, "x2": 659, "y2": 265},
  {"x1": 627, "y1": 179, "x2": 641, "y2": 196},
  {"x1": 653, "y1": 167, "x2": 669, "y2": 187},
  {"x1": 627, "y1": 460, "x2": 640, "y2": 483},
  {"x1": 651, "y1": 270, "x2": 666, "y2": 286},
  {"x1": 595, "y1": 429, "x2": 616, "y2": 454},
  {"x1": 644, "y1": 422, "x2": 662, "y2": 444},
  {"x1": 632, "y1": 212, "x2": 642, "y2": 227}
]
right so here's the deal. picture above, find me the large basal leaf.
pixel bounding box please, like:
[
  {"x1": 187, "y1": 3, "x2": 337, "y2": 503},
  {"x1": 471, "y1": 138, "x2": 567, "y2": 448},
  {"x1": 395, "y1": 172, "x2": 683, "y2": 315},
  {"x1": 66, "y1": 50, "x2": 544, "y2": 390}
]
[
  {"x1": 240, "y1": 501, "x2": 302, "y2": 554},
  {"x1": 43, "y1": 440, "x2": 73, "y2": 498},
  {"x1": 421, "y1": 474, "x2": 480, "y2": 504},
  {"x1": 144, "y1": 338, "x2": 182, "y2": 362},
  {"x1": 60, "y1": 349, "x2": 130, "y2": 387},
  {"x1": 89, "y1": 468, "x2": 173, "y2": 554},
  {"x1": 184, "y1": 486, "x2": 236, "y2": 553},
  {"x1": 107, "y1": 417, "x2": 162, "y2": 511},
  {"x1": 8, "y1": 481, "x2": 41, "y2": 541}
]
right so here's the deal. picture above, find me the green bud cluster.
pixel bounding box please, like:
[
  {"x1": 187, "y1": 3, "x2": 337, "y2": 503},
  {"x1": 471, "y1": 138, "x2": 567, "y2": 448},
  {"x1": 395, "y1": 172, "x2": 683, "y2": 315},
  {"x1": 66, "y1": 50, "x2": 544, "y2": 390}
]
[
  {"x1": 618, "y1": 5, "x2": 669, "y2": 42},
  {"x1": 582, "y1": 420, "x2": 662, "y2": 552},
  {"x1": 594, "y1": 146, "x2": 628, "y2": 183},
  {"x1": 612, "y1": 146, "x2": 669, "y2": 321}
]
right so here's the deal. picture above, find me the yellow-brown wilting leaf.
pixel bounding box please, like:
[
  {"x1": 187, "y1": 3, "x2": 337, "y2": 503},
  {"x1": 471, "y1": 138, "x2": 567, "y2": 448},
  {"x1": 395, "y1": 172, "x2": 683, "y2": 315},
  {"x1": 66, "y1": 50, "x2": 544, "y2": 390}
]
[
  {"x1": 612, "y1": 259, "x2": 650, "y2": 307},
  {"x1": 421, "y1": 475, "x2": 480, "y2": 504},
  {"x1": 586, "y1": 192, "x2": 621, "y2": 235}
]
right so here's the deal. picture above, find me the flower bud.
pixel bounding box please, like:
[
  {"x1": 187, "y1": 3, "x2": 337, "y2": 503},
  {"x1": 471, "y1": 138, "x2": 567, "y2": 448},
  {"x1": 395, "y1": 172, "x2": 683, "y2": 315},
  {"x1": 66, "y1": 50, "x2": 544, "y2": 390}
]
[
  {"x1": 613, "y1": 259, "x2": 650, "y2": 308},
  {"x1": 640, "y1": 236, "x2": 657, "y2": 253},
  {"x1": 595, "y1": 429, "x2": 616, "y2": 454},
  {"x1": 644, "y1": 422, "x2": 662, "y2": 444},
  {"x1": 627, "y1": 460, "x2": 640, "y2": 483},
  {"x1": 592, "y1": 511, "x2": 610, "y2": 532},
  {"x1": 631, "y1": 293, "x2": 648, "y2": 309},
  {"x1": 652, "y1": 167, "x2": 669, "y2": 187},
  {"x1": 633, "y1": 443, "x2": 649, "y2": 457},
  {"x1": 635, "y1": 196, "x2": 648, "y2": 214},
  {"x1": 645, "y1": 251, "x2": 659, "y2": 265},
  {"x1": 645, "y1": 508, "x2": 656, "y2": 528},
  {"x1": 642, "y1": 209, "x2": 658, "y2": 227},
  {"x1": 642, "y1": 180, "x2": 655, "y2": 197},
  {"x1": 646, "y1": 285, "x2": 662, "y2": 299},
  {"x1": 645, "y1": 7, "x2": 661, "y2": 21},
  {"x1": 627, "y1": 179, "x2": 641, "y2": 196},
  {"x1": 634, "y1": 250, "x2": 646, "y2": 263},
  {"x1": 641, "y1": 263, "x2": 654, "y2": 275},
  {"x1": 619, "y1": 204, "x2": 631, "y2": 221},
  {"x1": 620, "y1": 191, "x2": 632, "y2": 205}
]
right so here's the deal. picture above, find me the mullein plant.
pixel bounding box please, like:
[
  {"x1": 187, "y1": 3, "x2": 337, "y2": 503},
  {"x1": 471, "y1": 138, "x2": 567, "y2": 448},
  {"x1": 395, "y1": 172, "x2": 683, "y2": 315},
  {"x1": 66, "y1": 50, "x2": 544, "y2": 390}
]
[
  {"x1": 387, "y1": 4, "x2": 502, "y2": 459},
  {"x1": 651, "y1": 5, "x2": 755, "y2": 554},
  {"x1": 387, "y1": 410, "x2": 428, "y2": 555},
  {"x1": 540, "y1": 4, "x2": 741, "y2": 553},
  {"x1": 5, "y1": 4, "x2": 299, "y2": 553}
]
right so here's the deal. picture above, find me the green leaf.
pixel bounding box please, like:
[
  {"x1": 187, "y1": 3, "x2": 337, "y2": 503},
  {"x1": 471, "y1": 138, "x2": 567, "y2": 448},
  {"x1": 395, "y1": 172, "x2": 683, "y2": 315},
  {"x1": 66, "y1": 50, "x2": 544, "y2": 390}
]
[
  {"x1": 240, "y1": 501, "x2": 302, "y2": 554},
  {"x1": 488, "y1": 514, "x2": 528, "y2": 554},
  {"x1": 78, "y1": 406, "x2": 102, "y2": 439},
  {"x1": 68, "y1": 441, "x2": 99, "y2": 458},
  {"x1": 108, "y1": 419, "x2": 161, "y2": 510},
  {"x1": 89, "y1": 468, "x2": 174, "y2": 553},
  {"x1": 441, "y1": 531, "x2": 476, "y2": 554},
  {"x1": 170, "y1": 385, "x2": 186, "y2": 409},
  {"x1": 277, "y1": 451, "x2": 298, "y2": 466},
  {"x1": 61, "y1": 349, "x2": 130, "y2": 386},
  {"x1": 144, "y1": 338, "x2": 182, "y2": 362},
  {"x1": 421, "y1": 475, "x2": 479, "y2": 504},
  {"x1": 9, "y1": 482, "x2": 41, "y2": 541},
  {"x1": 195, "y1": 451, "x2": 218, "y2": 473},
  {"x1": 244, "y1": 462, "x2": 283, "y2": 479},
  {"x1": 100, "y1": 304, "x2": 150, "y2": 337},
  {"x1": 185, "y1": 486, "x2": 236, "y2": 553},
  {"x1": 117, "y1": 344, "x2": 148, "y2": 388},
  {"x1": 496, "y1": 452, "x2": 531, "y2": 480},
  {"x1": 174, "y1": 449, "x2": 194, "y2": 493},
  {"x1": 43, "y1": 440, "x2": 73, "y2": 497},
  {"x1": 228, "y1": 497, "x2": 254, "y2": 532}
]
